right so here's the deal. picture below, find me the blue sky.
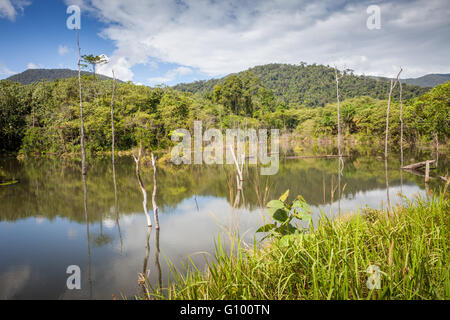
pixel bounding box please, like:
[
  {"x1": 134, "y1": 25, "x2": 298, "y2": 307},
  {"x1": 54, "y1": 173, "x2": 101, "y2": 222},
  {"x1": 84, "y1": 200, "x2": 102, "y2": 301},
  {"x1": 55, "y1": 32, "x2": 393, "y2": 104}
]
[{"x1": 1, "y1": 0, "x2": 449, "y2": 85}]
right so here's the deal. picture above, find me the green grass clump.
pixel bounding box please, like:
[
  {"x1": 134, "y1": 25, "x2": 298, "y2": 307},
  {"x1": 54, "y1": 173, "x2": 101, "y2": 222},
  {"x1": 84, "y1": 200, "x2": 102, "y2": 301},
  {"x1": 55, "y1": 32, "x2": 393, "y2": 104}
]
[{"x1": 148, "y1": 194, "x2": 449, "y2": 300}]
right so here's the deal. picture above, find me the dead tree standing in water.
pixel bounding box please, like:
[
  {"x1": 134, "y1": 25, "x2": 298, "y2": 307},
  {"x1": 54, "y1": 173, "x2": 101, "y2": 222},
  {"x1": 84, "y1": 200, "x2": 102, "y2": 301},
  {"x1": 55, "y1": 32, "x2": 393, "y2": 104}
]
[
  {"x1": 76, "y1": 28, "x2": 87, "y2": 176},
  {"x1": 334, "y1": 67, "x2": 343, "y2": 157},
  {"x1": 385, "y1": 68, "x2": 403, "y2": 159},
  {"x1": 110, "y1": 70, "x2": 123, "y2": 252},
  {"x1": 228, "y1": 144, "x2": 244, "y2": 208},
  {"x1": 384, "y1": 68, "x2": 402, "y2": 214},
  {"x1": 151, "y1": 153, "x2": 160, "y2": 230},
  {"x1": 399, "y1": 79, "x2": 404, "y2": 167},
  {"x1": 133, "y1": 145, "x2": 152, "y2": 227},
  {"x1": 335, "y1": 67, "x2": 345, "y2": 216}
]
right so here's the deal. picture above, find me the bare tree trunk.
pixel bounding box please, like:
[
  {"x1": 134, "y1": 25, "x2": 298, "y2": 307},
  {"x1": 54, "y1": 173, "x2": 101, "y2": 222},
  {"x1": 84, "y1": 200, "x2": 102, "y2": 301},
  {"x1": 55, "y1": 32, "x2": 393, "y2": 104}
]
[
  {"x1": 76, "y1": 29, "x2": 87, "y2": 176},
  {"x1": 133, "y1": 144, "x2": 152, "y2": 227},
  {"x1": 385, "y1": 156, "x2": 391, "y2": 215},
  {"x1": 228, "y1": 145, "x2": 244, "y2": 208},
  {"x1": 110, "y1": 70, "x2": 122, "y2": 252},
  {"x1": 111, "y1": 70, "x2": 116, "y2": 164},
  {"x1": 335, "y1": 67, "x2": 342, "y2": 157},
  {"x1": 385, "y1": 69, "x2": 402, "y2": 160},
  {"x1": 434, "y1": 132, "x2": 439, "y2": 166},
  {"x1": 335, "y1": 67, "x2": 345, "y2": 216},
  {"x1": 151, "y1": 153, "x2": 160, "y2": 230},
  {"x1": 399, "y1": 80, "x2": 404, "y2": 167},
  {"x1": 384, "y1": 69, "x2": 402, "y2": 218}
]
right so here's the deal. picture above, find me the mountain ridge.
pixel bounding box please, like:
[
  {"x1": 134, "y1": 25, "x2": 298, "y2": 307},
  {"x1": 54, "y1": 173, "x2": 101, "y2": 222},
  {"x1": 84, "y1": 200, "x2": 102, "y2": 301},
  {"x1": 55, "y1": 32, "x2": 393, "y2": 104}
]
[{"x1": 5, "y1": 68, "x2": 118, "y2": 85}]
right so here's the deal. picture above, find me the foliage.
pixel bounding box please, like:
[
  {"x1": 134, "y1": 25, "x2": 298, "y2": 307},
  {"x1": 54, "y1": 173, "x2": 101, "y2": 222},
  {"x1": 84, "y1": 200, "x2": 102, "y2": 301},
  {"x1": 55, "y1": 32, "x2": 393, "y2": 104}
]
[
  {"x1": 0, "y1": 66, "x2": 448, "y2": 155},
  {"x1": 256, "y1": 190, "x2": 312, "y2": 239},
  {"x1": 175, "y1": 63, "x2": 429, "y2": 107},
  {"x1": 155, "y1": 194, "x2": 450, "y2": 300},
  {"x1": 407, "y1": 81, "x2": 450, "y2": 142},
  {"x1": 0, "y1": 81, "x2": 31, "y2": 152}
]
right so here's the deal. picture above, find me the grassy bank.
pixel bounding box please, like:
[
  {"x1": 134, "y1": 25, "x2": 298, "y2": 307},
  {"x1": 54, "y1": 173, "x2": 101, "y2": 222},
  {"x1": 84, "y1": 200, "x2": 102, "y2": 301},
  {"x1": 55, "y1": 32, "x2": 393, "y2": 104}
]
[{"x1": 145, "y1": 193, "x2": 449, "y2": 300}]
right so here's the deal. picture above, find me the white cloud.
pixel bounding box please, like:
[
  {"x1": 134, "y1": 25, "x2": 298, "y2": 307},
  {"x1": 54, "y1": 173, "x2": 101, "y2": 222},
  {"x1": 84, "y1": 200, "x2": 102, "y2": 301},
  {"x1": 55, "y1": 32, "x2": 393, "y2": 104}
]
[
  {"x1": 0, "y1": 0, "x2": 31, "y2": 21},
  {"x1": 27, "y1": 62, "x2": 40, "y2": 69},
  {"x1": 58, "y1": 45, "x2": 69, "y2": 56},
  {"x1": 70, "y1": 0, "x2": 450, "y2": 80},
  {"x1": 147, "y1": 66, "x2": 193, "y2": 84},
  {"x1": 96, "y1": 56, "x2": 133, "y2": 81}
]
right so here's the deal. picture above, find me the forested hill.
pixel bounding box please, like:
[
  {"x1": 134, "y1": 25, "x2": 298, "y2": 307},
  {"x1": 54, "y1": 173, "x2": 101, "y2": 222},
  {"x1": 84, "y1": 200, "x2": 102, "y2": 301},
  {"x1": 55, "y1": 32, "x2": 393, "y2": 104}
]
[
  {"x1": 401, "y1": 73, "x2": 450, "y2": 88},
  {"x1": 173, "y1": 63, "x2": 429, "y2": 107},
  {"x1": 6, "y1": 68, "x2": 116, "y2": 85}
]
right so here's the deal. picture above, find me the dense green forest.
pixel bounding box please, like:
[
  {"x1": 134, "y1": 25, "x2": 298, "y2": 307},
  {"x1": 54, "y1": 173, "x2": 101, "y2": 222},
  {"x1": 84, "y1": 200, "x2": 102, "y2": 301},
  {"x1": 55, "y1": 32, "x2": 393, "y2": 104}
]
[
  {"x1": 174, "y1": 63, "x2": 429, "y2": 106},
  {"x1": 0, "y1": 63, "x2": 448, "y2": 155}
]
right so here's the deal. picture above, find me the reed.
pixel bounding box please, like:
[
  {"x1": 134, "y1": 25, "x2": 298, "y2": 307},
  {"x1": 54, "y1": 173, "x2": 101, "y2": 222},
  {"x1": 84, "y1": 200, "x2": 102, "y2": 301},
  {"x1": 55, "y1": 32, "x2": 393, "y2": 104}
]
[{"x1": 142, "y1": 192, "x2": 449, "y2": 300}]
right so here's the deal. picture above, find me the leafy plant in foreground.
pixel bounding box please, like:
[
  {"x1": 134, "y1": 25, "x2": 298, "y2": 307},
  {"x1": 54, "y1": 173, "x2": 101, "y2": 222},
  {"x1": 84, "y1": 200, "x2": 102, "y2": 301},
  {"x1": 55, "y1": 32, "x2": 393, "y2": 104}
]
[{"x1": 256, "y1": 189, "x2": 312, "y2": 241}]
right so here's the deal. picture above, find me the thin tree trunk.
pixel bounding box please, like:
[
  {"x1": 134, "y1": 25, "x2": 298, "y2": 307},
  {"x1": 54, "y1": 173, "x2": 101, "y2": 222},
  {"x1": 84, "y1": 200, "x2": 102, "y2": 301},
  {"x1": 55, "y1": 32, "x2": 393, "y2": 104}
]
[
  {"x1": 385, "y1": 156, "x2": 391, "y2": 215},
  {"x1": 385, "y1": 69, "x2": 402, "y2": 160},
  {"x1": 111, "y1": 70, "x2": 116, "y2": 165},
  {"x1": 76, "y1": 29, "x2": 87, "y2": 176},
  {"x1": 151, "y1": 153, "x2": 160, "y2": 230},
  {"x1": 335, "y1": 67, "x2": 341, "y2": 157},
  {"x1": 133, "y1": 144, "x2": 152, "y2": 227},
  {"x1": 425, "y1": 160, "x2": 431, "y2": 184},
  {"x1": 228, "y1": 145, "x2": 244, "y2": 208},
  {"x1": 399, "y1": 80, "x2": 404, "y2": 167},
  {"x1": 110, "y1": 70, "x2": 122, "y2": 253},
  {"x1": 335, "y1": 67, "x2": 345, "y2": 216}
]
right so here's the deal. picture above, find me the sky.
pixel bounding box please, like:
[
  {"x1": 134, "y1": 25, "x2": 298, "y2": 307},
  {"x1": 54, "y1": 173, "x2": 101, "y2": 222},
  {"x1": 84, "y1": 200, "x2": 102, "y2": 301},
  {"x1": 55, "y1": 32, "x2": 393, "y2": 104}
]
[{"x1": 0, "y1": 0, "x2": 449, "y2": 86}]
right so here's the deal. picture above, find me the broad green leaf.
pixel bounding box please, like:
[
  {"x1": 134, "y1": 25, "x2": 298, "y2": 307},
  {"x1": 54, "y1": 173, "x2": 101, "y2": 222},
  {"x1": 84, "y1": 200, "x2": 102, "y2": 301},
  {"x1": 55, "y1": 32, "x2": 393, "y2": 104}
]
[
  {"x1": 294, "y1": 210, "x2": 312, "y2": 223},
  {"x1": 273, "y1": 209, "x2": 289, "y2": 223},
  {"x1": 256, "y1": 223, "x2": 276, "y2": 233},
  {"x1": 279, "y1": 190, "x2": 290, "y2": 202},
  {"x1": 275, "y1": 223, "x2": 297, "y2": 236},
  {"x1": 267, "y1": 200, "x2": 284, "y2": 210},
  {"x1": 292, "y1": 200, "x2": 302, "y2": 209}
]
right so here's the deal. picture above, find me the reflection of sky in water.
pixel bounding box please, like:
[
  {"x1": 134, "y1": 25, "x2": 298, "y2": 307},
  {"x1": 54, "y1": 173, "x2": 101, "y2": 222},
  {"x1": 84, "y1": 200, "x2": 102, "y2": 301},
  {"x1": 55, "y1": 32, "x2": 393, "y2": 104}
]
[{"x1": 0, "y1": 183, "x2": 426, "y2": 299}]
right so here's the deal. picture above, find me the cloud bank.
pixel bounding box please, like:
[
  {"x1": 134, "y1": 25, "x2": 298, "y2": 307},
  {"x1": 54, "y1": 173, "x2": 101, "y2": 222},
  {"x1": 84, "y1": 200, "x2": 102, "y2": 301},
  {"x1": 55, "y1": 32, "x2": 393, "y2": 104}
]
[
  {"x1": 0, "y1": 0, "x2": 30, "y2": 21},
  {"x1": 65, "y1": 0, "x2": 450, "y2": 82}
]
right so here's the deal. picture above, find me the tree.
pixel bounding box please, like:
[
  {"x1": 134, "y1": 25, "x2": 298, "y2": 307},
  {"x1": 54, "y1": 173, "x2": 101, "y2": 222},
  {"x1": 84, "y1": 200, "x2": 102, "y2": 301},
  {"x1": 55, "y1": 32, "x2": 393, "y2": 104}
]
[
  {"x1": 76, "y1": 29, "x2": 87, "y2": 175},
  {"x1": 81, "y1": 54, "x2": 108, "y2": 79},
  {"x1": 385, "y1": 68, "x2": 402, "y2": 159}
]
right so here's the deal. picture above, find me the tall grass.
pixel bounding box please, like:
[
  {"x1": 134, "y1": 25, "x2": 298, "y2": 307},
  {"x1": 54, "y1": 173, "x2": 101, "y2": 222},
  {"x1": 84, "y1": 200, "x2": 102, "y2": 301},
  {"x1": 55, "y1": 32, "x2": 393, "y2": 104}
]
[{"x1": 144, "y1": 193, "x2": 449, "y2": 300}]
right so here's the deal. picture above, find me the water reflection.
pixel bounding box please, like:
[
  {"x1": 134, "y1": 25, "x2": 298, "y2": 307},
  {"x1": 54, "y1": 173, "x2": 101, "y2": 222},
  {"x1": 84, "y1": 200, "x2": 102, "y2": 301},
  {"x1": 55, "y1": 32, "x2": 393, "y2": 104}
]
[
  {"x1": 0, "y1": 149, "x2": 447, "y2": 299},
  {"x1": 82, "y1": 174, "x2": 92, "y2": 299}
]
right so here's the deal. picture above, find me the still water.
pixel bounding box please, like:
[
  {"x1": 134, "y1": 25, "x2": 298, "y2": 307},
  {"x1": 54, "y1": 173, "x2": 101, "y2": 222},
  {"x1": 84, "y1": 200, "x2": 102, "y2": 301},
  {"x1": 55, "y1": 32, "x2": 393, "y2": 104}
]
[{"x1": 0, "y1": 149, "x2": 447, "y2": 299}]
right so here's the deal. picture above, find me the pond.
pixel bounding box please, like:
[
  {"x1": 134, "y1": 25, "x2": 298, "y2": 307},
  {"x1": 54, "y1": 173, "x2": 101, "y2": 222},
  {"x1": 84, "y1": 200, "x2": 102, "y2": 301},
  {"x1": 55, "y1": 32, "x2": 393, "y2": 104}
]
[{"x1": 0, "y1": 148, "x2": 447, "y2": 299}]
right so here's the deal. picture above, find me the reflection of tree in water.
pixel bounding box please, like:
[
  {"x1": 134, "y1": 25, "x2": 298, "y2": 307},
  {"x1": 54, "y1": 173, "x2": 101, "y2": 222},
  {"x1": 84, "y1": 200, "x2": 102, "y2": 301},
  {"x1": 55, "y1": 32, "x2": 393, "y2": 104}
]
[
  {"x1": 92, "y1": 232, "x2": 114, "y2": 248},
  {"x1": 0, "y1": 150, "x2": 447, "y2": 222},
  {"x1": 82, "y1": 174, "x2": 92, "y2": 299},
  {"x1": 139, "y1": 210, "x2": 162, "y2": 297}
]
